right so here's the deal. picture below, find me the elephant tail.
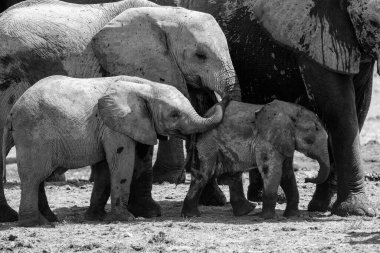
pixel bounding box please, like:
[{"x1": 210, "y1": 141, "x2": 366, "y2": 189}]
[{"x1": 2, "y1": 118, "x2": 14, "y2": 182}]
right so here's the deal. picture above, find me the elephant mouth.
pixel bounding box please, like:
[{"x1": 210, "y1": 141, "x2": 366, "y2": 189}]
[{"x1": 166, "y1": 129, "x2": 189, "y2": 141}]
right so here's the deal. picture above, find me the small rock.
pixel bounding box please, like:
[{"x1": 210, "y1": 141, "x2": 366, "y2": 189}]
[
  {"x1": 8, "y1": 235, "x2": 17, "y2": 241},
  {"x1": 281, "y1": 227, "x2": 297, "y2": 231},
  {"x1": 66, "y1": 186, "x2": 71, "y2": 190},
  {"x1": 130, "y1": 244, "x2": 144, "y2": 251}
]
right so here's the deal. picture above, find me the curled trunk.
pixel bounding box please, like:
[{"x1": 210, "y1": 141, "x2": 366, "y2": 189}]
[
  {"x1": 304, "y1": 147, "x2": 330, "y2": 184},
  {"x1": 183, "y1": 95, "x2": 231, "y2": 134}
]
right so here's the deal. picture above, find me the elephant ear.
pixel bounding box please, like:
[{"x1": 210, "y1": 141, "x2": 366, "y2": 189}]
[
  {"x1": 98, "y1": 88, "x2": 157, "y2": 146},
  {"x1": 247, "y1": 0, "x2": 361, "y2": 74},
  {"x1": 91, "y1": 7, "x2": 188, "y2": 96},
  {"x1": 254, "y1": 102, "x2": 295, "y2": 157}
]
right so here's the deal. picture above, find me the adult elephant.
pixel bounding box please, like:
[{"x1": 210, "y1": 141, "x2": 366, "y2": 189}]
[
  {"x1": 0, "y1": 0, "x2": 221, "y2": 187},
  {"x1": 152, "y1": 0, "x2": 379, "y2": 216},
  {"x1": 0, "y1": 0, "x2": 240, "y2": 222}
]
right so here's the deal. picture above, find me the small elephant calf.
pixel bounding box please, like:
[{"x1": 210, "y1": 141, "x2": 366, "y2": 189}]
[
  {"x1": 182, "y1": 100, "x2": 330, "y2": 219},
  {"x1": 2, "y1": 75, "x2": 229, "y2": 226}
]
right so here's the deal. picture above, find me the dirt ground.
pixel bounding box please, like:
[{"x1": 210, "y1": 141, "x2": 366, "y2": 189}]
[{"x1": 1, "y1": 77, "x2": 380, "y2": 252}]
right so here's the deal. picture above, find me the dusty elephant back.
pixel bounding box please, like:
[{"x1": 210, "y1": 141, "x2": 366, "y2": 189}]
[{"x1": 0, "y1": 0, "x2": 157, "y2": 89}]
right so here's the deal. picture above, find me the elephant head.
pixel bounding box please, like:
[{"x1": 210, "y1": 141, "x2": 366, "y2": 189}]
[
  {"x1": 98, "y1": 80, "x2": 230, "y2": 146},
  {"x1": 254, "y1": 100, "x2": 330, "y2": 184},
  {"x1": 91, "y1": 6, "x2": 240, "y2": 100}
]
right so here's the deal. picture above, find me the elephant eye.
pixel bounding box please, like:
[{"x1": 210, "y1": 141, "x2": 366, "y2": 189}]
[
  {"x1": 170, "y1": 110, "x2": 181, "y2": 119},
  {"x1": 195, "y1": 52, "x2": 207, "y2": 60}
]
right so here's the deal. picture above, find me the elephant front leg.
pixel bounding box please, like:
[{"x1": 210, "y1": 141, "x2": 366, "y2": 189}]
[
  {"x1": 38, "y1": 181, "x2": 58, "y2": 222},
  {"x1": 85, "y1": 160, "x2": 110, "y2": 221},
  {"x1": 256, "y1": 147, "x2": 283, "y2": 219},
  {"x1": 104, "y1": 137, "x2": 135, "y2": 221},
  {"x1": 299, "y1": 56, "x2": 376, "y2": 217},
  {"x1": 153, "y1": 138, "x2": 185, "y2": 184},
  {"x1": 128, "y1": 143, "x2": 162, "y2": 218},
  {"x1": 228, "y1": 172, "x2": 257, "y2": 216},
  {"x1": 280, "y1": 158, "x2": 299, "y2": 217},
  {"x1": 182, "y1": 159, "x2": 214, "y2": 217},
  {"x1": 247, "y1": 169, "x2": 264, "y2": 202}
]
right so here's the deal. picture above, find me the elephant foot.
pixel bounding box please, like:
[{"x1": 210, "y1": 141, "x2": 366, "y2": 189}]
[
  {"x1": 308, "y1": 197, "x2": 332, "y2": 213},
  {"x1": 259, "y1": 210, "x2": 276, "y2": 219},
  {"x1": 84, "y1": 206, "x2": 106, "y2": 221},
  {"x1": 0, "y1": 203, "x2": 18, "y2": 222},
  {"x1": 199, "y1": 180, "x2": 226, "y2": 206},
  {"x1": 232, "y1": 200, "x2": 257, "y2": 217},
  {"x1": 331, "y1": 193, "x2": 376, "y2": 217},
  {"x1": 181, "y1": 200, "x2": 201, "y2": 218},
  {"x1": 307, "y1": 185, "x2": 334, "y2": 212},
  {"x1": 18, "y1": 213, "x2": 50, "y2": 227},
  {"x1": 152, "y1": 165, "x2": 185, "y2": 184},
  {"x1": 40, "y1": 208, "x2": 58, "y2": 222},
  {"x1": 128, "y1": 197, "x2": 162, "y2": 218},
  {"x1": 106, "y1": 209, "x2": 135, "y2": 222},
  {"x1": 283, "y1": 208, "x2": 299, "y2": 218}
]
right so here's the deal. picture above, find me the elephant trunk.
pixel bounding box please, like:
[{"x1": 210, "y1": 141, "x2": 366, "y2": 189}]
[
  {"x1": 214, "y1": 65, "x2": 241, "y2": 102},
  {"x1": 304, "y1": 145, "x2": 330, "y2": 184},
  {"x1": 183, "y1": 95, "x2": 231, "y2": 134}
]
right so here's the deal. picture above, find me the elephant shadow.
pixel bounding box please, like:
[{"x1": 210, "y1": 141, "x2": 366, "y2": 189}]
[
  {"x1": 347, "y1": 231, "x2": 380, "y2": 245},
  {"x1": 52, "y1": 200, "x2": 347, "y2": 226}
]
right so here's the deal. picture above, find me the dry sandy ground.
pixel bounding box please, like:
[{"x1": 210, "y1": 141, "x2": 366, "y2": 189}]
[{"x1": 1, "y1": 77, "x2": 380, "y2": 252}]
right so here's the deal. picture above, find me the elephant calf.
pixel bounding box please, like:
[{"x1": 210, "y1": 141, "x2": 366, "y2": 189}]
[
  {"x1": 2, "y1": 75, "x2": 229, "y2": 227},
  {"x1": 182, "y1": 100, "x2": 330, "y2": 219}
]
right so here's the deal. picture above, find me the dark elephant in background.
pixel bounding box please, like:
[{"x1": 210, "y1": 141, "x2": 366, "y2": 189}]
[{"x1": 152, "y1": 0, "x2": 379, "y2": 217}]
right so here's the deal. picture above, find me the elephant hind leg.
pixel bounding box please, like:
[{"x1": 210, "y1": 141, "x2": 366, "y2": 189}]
[
  {"x1": 38, "y1": 181, "x2": 58, "y2": 222},
  {"x1": 18, "y1": 145, "x2": 54, "y2": 226},
  {"x1": 0, "y1": 126, "x2": 18, "y2": 222},
  {"x1": 228, "y1": 172, "x2": 257, "y2": 216},
  {"x1": 19, "y1": 175, "x2": 49, "y2": 227}
]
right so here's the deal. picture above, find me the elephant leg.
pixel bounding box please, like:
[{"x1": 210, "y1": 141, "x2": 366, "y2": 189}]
[
  {"x1": 38, "y1": 181, "x2": 58, "y2": 222},
  {"x1": 128, "y1": 143, "x2": 162, "y2": 218},
  {"x1": 0, "y1": 126, "x2": 18, "y2": 222},
  {"x1": 281, "y1": 158, "x2": 299, "y2": 217},
  {"x1": 85, "y1": 161, "x2": 110, "y2": 221},
  {"x1": 247, "y1": 169, "x2": 264, "y2": 202},
  {"x1": 299, "y1": 56, "x2": 376, "y2": 217},
  {"x1": 353, "y1": 61, "x2": 374, "y2": 132},
  {"x1": 153, "y1": 138, "x2": 185, "y2": 184},
  {"x1": 228, "y1": 172, "x2": 256, "y2": 216},
  {"x1": 199, "y1": 178, "x2": 227, "y2": 206}
]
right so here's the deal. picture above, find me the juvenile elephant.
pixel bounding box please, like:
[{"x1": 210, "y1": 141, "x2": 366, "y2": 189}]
[
  {"x1": 0, "y1": 0, "x2": 240, "y2": 222},
  {"x1": 182, "y1": 100, "x2": 330, "y2": 219},
  {"x1": 2, "y1": 75, "x2": 230, "y2": 226},
  {"x1": 153, "y1": 0, "x2": 379, "y2": 217}
]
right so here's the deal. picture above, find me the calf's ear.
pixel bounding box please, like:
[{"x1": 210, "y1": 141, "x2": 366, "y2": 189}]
[
  {"x1": 98, "y1": 87, "x2": 157, "y2": 146},
  {"x1": 254, "y1": 104, "x2": 295, "y2": 157}
]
